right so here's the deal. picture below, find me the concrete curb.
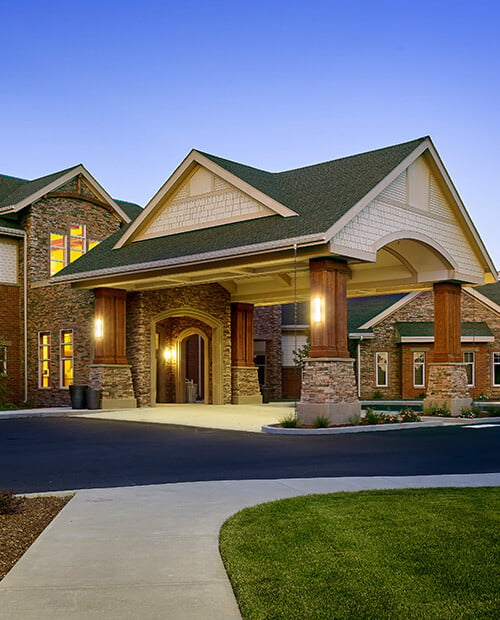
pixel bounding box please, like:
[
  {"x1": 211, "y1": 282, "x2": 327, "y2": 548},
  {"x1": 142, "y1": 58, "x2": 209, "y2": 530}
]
[{"x1": 262, "y1": 416, "x2": 500, "y2": 435}]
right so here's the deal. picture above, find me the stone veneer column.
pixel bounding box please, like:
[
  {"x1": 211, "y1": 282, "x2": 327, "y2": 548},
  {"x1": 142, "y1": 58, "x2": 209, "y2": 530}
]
[
  {"x1": 297, "y1": 258, "x2": 360, "y2": 425},
  {"x1": 231, "y1": 303, "x2": 262, "y2": 404},
  {"x1": 423, "y1": 282, "x2": 471, "y2": 416},
  {"x1": 91, "y1": 288, "x2": 136, "y2": 408}
]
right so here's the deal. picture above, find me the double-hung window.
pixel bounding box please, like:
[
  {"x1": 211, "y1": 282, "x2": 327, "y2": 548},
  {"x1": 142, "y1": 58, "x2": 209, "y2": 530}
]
[
  {"x1": 38, "y1": 332, "x2": 51, "y2": 388},
  {"x1": 413, "y1": 352, "x2": 425, "y2": 388},
  {"x1": 376, "y1": 352, "x2": 388, "y2": 387},
  {"x1": 60, "y1": 330, "x2": 74, "y2": 388},
  {"x1": 493, "y1": 353, "x2": 500, "y2": 386},
  {"x1": 463, "y1": 351, "x2": 475, "y2": 387}
]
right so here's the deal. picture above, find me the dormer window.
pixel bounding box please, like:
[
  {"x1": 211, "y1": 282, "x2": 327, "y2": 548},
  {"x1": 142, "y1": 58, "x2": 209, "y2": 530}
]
[{"x1": 50, "y1": 223, "x2": 100, "y2": 276}]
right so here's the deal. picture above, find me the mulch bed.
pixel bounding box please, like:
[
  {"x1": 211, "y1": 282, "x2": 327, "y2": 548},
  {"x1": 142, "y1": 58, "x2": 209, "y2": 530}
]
[{"x1": 0, "y1": 495, "x2": 72, "y2": 581}]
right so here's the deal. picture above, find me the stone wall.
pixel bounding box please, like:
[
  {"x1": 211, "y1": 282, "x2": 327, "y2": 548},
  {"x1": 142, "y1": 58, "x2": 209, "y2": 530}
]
[
  {"x1": 126, "y1": 284, "x2": 232, "y2": 406},
  {"x1": 300, "y1": 358, "x2": 358, "y2": 404},
  {"x1": 254, "y1": 305, "x2": 282, "y2": 398},
  {"x1": 21, "y1": 193, "x2": 123, "y2": 406}
]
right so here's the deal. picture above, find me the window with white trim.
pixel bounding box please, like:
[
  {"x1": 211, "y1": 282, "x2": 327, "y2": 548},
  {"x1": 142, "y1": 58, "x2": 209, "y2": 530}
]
[
  {"x1": 50, "y1": 224, "x2": 100, "y2": 275},
  {"x1": 376, "y1": 352, "x2": 388, "y2": 387},
  {"x1": 493, "y1": 353, "x2": 500, "y2": 386},
  {"x1": 38, "y1": 332, "x2": 51, "y2": 388},
  {"x1": 463, "y1": 351, "x2": 475, "y2": 387},
  {"x1": 413, "y1": 351, "x2": 425, "y2": 387},
  {"x1": 60, "y1": 329, "x2": 73, "y2": 388},
  {"x1": 0, "y1": 346, "x2": 7, "y2": 375}
]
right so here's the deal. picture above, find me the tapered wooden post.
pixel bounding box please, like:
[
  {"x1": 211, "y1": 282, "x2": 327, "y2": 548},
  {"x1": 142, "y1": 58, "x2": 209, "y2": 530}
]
[
  {"x1": 93, "y1": 288, "x2": 128, "y2": 364},
  {"x1": 432, "y1": 282, "x2": 462, "y2": 362}
]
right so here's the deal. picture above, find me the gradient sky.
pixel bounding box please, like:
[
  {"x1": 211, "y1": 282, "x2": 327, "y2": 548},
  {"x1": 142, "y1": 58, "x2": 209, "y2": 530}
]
[{"x1": 1, "y1": 0, "x2": 499, "y2": 267}]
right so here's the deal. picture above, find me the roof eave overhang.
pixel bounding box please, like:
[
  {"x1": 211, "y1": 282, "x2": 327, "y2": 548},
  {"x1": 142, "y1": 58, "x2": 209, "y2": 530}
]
[
  {"x1": 0, "y1": 166, "x2": 131, "y2": 223},
  {"x1": 398, "y1": 336, "x2": 493, "y2": 343},
  {"x1": 0, "y1": 225, "x2": 24, "y2": 238},
  {"x1": 114, "y1": 149, "x2": 298, "y2": 250}
]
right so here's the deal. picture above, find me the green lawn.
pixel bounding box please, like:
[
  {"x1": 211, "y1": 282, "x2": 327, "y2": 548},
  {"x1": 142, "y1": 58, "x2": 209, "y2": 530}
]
[{"x1": 219, "y1": 487, "x2": 500, "y2": 619}]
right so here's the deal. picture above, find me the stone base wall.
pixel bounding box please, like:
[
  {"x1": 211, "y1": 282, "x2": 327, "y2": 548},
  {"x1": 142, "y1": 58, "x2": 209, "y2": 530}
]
[
  {"x1": 423, "y1": 362, "x2": 471, "y2": 416},
  {"x1": 89, "y1": 364, "x2": 136, "y2": 408},
  {"x1": 298, "y1": 357, "x2": 359, "y2": 425},
  {"x1": 231, "y1": 366, "x2": 262, "y2": 404}
]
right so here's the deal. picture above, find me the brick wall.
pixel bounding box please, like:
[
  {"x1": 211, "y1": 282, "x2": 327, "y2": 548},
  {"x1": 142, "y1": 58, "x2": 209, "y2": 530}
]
[{"x1": 0, "y1": 283, "x2": 22, "y2": 402}]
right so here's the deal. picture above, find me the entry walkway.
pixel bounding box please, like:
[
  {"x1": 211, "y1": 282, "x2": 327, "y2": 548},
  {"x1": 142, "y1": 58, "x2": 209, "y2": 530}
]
[{"x1": 1, "y1": 473, "x2": 499, "y2": 619}]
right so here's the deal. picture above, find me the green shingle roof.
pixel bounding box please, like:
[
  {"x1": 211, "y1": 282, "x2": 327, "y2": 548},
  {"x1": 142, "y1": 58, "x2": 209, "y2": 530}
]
[
  {"x1": 56, "y1": 137, "x2": 428, "y2": 279},
  {"x1": 475, "y1": 282, "x2": 500, "y2": 307},
  {"x1": 0, "y1": 166, "x2": 80, "y2": 210},
  {"x1": 395, "y1": 322, "x2": 493, "y2": 338}
]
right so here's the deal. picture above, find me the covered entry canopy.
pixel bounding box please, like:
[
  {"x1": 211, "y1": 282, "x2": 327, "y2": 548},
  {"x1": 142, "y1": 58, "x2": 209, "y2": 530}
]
[{"x1": 54, "y1": 136, "x2": 496, "y2": 298}]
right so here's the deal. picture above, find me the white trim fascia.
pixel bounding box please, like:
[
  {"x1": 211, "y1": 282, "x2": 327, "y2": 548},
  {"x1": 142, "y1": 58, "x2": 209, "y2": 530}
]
[
  {"x1": 1, "y1": 165, "x2": 131, "y2": 223},
  {"x1": 358, "y1": 292, "x2": 421, "y2": 329},
  {"x1": 0, "y1": 225, "x2": 24, "y2": 237},
  {"x1": 51, "y1": 232, "x2": 327, "y2": 284},
  {"x1": 465, "y1": 286, "x2": 500, "y2": 316},
  {"x1": 114, "y1": 150, "x2": 298, "y2": 250},
  {"x1": 323, "y1": 139, "x2": 431, "y2": 243},
  {"x1": 399, "y1": 335, "x2": 494, "y2": 344}
]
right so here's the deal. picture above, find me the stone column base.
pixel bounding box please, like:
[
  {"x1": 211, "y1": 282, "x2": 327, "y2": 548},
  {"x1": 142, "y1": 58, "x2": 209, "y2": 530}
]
[
  {"x1": 299, "y1": 357, "x2": 359, "y2": 425},
  {"x1": 90, "y1": 364, "x2": 137, "y2": 409},
  {"x1": 424, "y1": 363, "x2": 471, "y2": 417},
  {"x1": 297, "y1": 401, "x2": 361, "y2": 425},
  {"x1": 231, "y1": 366, "x2": 262, "y2": 405}
]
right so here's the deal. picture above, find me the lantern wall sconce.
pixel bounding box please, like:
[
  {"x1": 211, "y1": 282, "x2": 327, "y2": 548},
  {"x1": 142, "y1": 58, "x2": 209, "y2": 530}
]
[
  {"x1": 311, "y1": 296, "x2": 323, "y2": 323},
  {"x1": 95, "y1": 317, "x2": 104, "y2": 339},
  {"x1": 163, "y1": 346, "x2": 177, "y2": 363}
]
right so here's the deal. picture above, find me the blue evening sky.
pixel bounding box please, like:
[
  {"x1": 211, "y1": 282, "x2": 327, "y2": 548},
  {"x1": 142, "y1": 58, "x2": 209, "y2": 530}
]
[{"x1": 1, "y1": 0, "x2": 499, "y2": 267}]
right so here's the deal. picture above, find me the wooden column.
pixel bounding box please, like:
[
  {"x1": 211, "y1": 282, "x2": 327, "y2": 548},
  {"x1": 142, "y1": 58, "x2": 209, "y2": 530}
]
[
  {"x1": 231, "y1": 303, "x2": 255, "y2": 366},
  {"x1": 93, "y1": 288, "x2": 128, "y2": 364},
  {"x1": 432, "y1": 282, "x2": 462, "y2": 363},
  {"x1": 309, "y1": 257, "x2": 349, "y2": 358}
]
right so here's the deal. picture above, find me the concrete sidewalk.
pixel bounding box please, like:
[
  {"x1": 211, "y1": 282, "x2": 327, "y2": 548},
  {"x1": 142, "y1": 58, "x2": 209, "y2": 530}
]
[{"x1": 1, "y1": 473, "x2": 499, "y2": 619}]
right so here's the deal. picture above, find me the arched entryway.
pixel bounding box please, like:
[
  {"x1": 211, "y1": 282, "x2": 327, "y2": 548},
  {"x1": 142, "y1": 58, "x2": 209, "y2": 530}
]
[{"x1": 151, "y1": 308, "x2": 224, "y2": 405}]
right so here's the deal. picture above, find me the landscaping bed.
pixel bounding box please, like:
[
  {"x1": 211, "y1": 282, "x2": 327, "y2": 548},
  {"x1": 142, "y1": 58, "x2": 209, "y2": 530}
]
[{"x1": 0, "y1": 493, "x2": 72, "y2": 581}]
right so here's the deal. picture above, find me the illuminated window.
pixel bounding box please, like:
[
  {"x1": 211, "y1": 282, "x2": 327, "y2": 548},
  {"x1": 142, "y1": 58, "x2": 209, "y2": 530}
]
[
  {"x1": 0, "y1": 346, "x2": 7, "y2": 375},
  {"x1": 413, "y1": 352, "x2": 425, "y2": 387},
  {"x1": 376, "y1": 352, "x2": 388, "y2": 387},
  {"x1": 38, "y1": 332, "x2": 51, "y2": 388},
  {"x1": 463, "y1": 351, "x2": 475, "y2": 387},
  {"x1": 69, "y1": 224, "x2": 86, "y2": 263},
  {"x1": 50, "y1": 233, "x2": 67, "y2": 276},
  {"x1": 60, "y1": 330, "x2": 73, "y2": 388},
  {"x1": 50, "y1": 224, "x2": 100, "y2": 276},
  {"x1": 493, "y1": 353, "x2": 500, "y2": 386}
]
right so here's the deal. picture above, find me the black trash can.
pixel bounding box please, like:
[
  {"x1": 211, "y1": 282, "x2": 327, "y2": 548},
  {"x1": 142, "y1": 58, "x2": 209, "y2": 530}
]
[
  {"x1": 69, "y1": 384, "x2": 88, "y2": 409},
  {"x1": 86, "y1": 388, "x2": 102, "y2": 410},
  {"x1": 261, "y1": 387, "x2": 272, "y2": 404}
]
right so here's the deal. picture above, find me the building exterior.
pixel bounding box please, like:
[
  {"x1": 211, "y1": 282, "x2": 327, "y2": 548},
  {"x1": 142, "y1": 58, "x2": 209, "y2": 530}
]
[
  {"x1": 0, "y1": 166, "x2": 141, "y2": 405},
  {"x1": 281, "y1": 282, "x2": 500, "y2": 402},
  {"x1": 1, "y1": 137, "x2": 497, "y2": 421}
]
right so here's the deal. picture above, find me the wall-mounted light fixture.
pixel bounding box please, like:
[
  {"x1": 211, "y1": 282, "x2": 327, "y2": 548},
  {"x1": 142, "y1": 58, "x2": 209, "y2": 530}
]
[
  {"x1": 95, "y1": 317, "x2": 104, "y2": 339},
  {"x1": 163, "y1": 347, "x2": 176, "y2": 363},
  {"x1": 311, "y1": 296, "x2": 323, "y2": 323}
]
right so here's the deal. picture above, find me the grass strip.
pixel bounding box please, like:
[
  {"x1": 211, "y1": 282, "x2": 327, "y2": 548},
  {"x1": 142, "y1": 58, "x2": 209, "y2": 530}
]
[{"x1": 219, "y1": 487, "x2": 499, "y2": 619}]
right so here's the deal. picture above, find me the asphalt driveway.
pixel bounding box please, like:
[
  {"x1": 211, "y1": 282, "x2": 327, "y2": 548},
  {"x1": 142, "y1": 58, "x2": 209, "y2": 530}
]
[{"x1": 1, "y1": 417, "x2": 499, "y2": 492}]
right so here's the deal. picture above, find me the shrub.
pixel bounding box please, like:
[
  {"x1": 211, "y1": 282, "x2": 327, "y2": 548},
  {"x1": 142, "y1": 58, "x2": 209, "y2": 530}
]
[
  {"x1": 424, "y1": 405, "x2": 451, "y2": 417},
  {"x1": 364, "y1": 408, "x2": 388, "y2": 425},
  {"x1": 485, "y1": 406, "x2": 500, "y2": 417},
  {"x1": 372, "y1": 391, "x2": 383, "y2": 400},
  {"x1": 477, "y1": 392, "x2": 489, "y2": 401},
  {"x1": 348, "y1": 414, "x2": 361, "y2": 426},
  {"x1": 279, "y1": 413, "x2": 300, "y2": 428},
  {"x1": 0, "y1": 489, "x2": 24, "y2": 514},
  {"x1": 399, "y1": 408, "x2": 421, "y2": 423},
  {"x1": 459, "y1": 405, "x2": 482, "y2": 419},
  {"x1": 312, "y1": 415, "x2": 330, "y2": 428}
]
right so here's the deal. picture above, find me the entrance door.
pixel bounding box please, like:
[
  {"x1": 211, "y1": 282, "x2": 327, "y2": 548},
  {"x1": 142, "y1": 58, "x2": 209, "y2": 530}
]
[{"x1": 183, "y1": 334, "x2": 205, "y2": 402}]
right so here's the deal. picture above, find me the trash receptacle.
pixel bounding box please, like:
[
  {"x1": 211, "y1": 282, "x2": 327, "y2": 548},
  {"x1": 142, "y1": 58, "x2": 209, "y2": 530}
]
[
  {"x1": 86, "y1": 388, "x2": 101, "y2": 410},
  {"x1": 69, "y1": 384, "x2": 87, "y2": 409},
  {"x1": 261, "y1": 387, "x2": 272, "y2": 403},
  {"x1": 185, "y1": 380, "x2": 197, "y2": 403}
]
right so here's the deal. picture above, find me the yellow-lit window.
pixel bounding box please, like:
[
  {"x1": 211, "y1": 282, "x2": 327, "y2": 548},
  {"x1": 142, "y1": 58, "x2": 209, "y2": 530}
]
[
  {"x1": 60, "y1": 329, "x2": 73, "y2": 387},
  {"x1": 69, "y1": 224, "x2": 86, "y2": 263},
  {"x1": 88, "y1": 239, "x2": 100, "y2": 250},
  {"x1": 50, "y1": 233, "x2": 67, "y2": 276},
  {"x1": 38, "y1": 332, "x2": 51, "y2": 388}
]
